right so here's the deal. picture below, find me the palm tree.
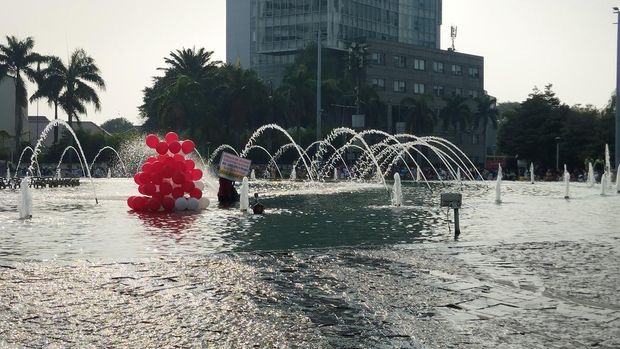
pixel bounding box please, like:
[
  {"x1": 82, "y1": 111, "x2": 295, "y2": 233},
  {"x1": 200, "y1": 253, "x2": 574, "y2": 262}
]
[
  {"x1": 30, "y1": 56, "x2": 64, "y2": 143},
  {"x1": 400, "y1": 94, "x2": 436, "y2": 135},
  {"x1": 0, "y1": 36, "x2": 45, "y2": 154},
  {"x1": 439, "y1": 95, "x2": 471, "y2": 132},
  {"x1": 279, "y1": 64, "x2": 315, "y2": 140},
  {"x1": 473, "y1": 94, "x2": 498, "y2": 163},
  {"x1": 57, "y1": 49, "x2": 106, "y2": 127},
  {"x1": 140, "y1": 47, "x2": 221, "y2": 140}
]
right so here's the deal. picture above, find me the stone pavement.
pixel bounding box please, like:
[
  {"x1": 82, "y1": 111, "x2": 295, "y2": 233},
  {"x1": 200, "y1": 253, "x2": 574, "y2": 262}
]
[{"x1": 1, "y1": 240, "x2": 618, "y2": 348}]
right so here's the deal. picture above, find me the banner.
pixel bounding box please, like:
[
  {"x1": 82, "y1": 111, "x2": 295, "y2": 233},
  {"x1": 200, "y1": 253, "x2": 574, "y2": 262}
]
[{"x1": 218, "y1": 152, "x2": 252, "y2": 181}]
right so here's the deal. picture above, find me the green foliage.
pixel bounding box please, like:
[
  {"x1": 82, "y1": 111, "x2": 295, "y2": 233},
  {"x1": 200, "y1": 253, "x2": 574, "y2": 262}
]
[
  {"x1": 101, "y1": 117, "x2": 134, "y2": 134},
  {"x1": 498, "y1": 84, "x2": 613, "y2": 170},
  {"x1": 0, "y1": 35, "x2": 45, "y2": 152}
]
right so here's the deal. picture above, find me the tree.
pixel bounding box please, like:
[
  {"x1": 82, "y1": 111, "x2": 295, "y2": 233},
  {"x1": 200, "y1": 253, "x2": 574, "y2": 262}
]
[
  {"x1": 0, "y1": 36, "x2": 45, "y2": 154},
  {"x1": 400, "y1": 94, "x2": 436, "y2": 135},
  {"x1": 57, "y1": 49, "x2": 106, "y2": 127},
  {"x1": 473, "y1": 94, "x2": 498, "y2": 161},
  {"x1": 101, "y1": 117, "x2": 134, "y2": 134},
  {"x1": 30, "y1": 56, "x2": 64, "y2": 143},
  {"x1": 439, "y1": 95, "x2": 471, "y2": 131}
]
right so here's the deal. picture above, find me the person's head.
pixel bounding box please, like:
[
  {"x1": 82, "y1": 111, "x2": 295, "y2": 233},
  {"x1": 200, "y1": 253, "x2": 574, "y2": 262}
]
[{"x1": 254, "y1": 193, "x2": 259, "y2": 199}]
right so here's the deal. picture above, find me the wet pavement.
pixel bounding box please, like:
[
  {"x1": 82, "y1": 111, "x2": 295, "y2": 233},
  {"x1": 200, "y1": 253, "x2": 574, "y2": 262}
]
[{"x1": 1, "y1": 239, "x2": 618, "y2": 348}]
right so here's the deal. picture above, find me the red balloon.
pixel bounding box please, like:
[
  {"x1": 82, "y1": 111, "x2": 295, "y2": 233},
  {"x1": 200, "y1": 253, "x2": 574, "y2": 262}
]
[
  {"x1": 151, "y1": 161, "x2": 163, "y2": 173},
  {"x1": 151, "y1": 173, "x2": 163, "y2": 185},
  {"x1": 172, "y1": 171, "x2": 186, "y2": 184},
  {"x1": 138, "y1": 185, "x2": 146, "y2": 195},
  {"x1": 172, "y1": 187, "x2": 184, "y2": 198},
  {"x1": 127, "y1": 196, "x2": 136, "y2": 209},
  {"x1": 182, "y1": 180, "x2": 195, "y2": 193},
  {"x1": 146, "y1": 156, "x2": 157, "y2": 163},
  {"x1": 156, "y1": 141, "x2": 169, "y2": 155},
  {"x1": 133, "y1": 173, "x2": 142, "y2": 185},
  {"x1": 158, "y1": 154, "x2": 169, "y2": 162},
  {"x1": 139, "y1": 172, "x2": 151, "y2": 185},
  {"x1": 168, "y1": 141, "x2": 181, "y2": 154},
  {"x1": 191, "y1": 168, "x2": 203, "y2": 180},
  {"x1": 151, "y1": 191, "x2": 163, "y2": 201},
  {"x1": 146, "y1": 134, "x2": 159, "y2": 148},
  {"x1": 162, "y1": 165, "x2": 174, "y2": 178},
  {"x1": 190, "y1": 188, "x2": 202, "y2": 199},
  {"x1": 162, "y1": 196, "x2": 175, "y2": 211},
  {"x1": 144, "y1": 183, "x2": 156, "y2": 196},
  {"x1": 165, "y1": 132, "x2": 179, "y2": 143},
  {"x1": 181, "y1": 140, "x2": 195, "y2": 154},
  {"x1": 173, "y1": 154, "x2": 185, "y2": 162},
  {"x1": 184, "y1": 159, "x2": 195, "y2": 171},
  {"x1": 160, "y1": 182, "x2": 173, "y2": 196},
  {"x1": 141, "y1": 162, "x2": 153, "y2": 173},
  {"x1": 133, "y1": 196, "x2": 147, "y2": 210},
  {"x1": 147, "y1": 197, "x2": 161, "y2": 212},
  {"x1": 172, "y1": 160, "x2": 185, "y2": 173}
]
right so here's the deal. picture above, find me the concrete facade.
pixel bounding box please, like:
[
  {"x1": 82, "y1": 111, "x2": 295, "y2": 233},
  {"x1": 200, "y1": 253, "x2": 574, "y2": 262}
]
[
  {"x1": 226, "y1": 0, "x2": 252, "y2": 68},
  {"x1": 363, "y1": 38, "x2": 486, "y2": 164},
  {"x1": 0, "y1": 76, "x2": 28, "y2": 155}
]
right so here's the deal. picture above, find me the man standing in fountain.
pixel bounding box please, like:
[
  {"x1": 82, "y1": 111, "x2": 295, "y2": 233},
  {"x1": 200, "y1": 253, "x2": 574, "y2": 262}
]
[{"x1": 217, "y1": 177, "x2": 239, "y2": 206}]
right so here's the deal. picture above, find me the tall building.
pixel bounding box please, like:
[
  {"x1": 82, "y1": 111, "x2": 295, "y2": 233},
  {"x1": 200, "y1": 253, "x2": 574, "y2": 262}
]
[
  {"x1": 227, "y1": 0, "x2": 442, "y2": 84},
  {"x1": 0, "y1": 76, "x2": 28, "y2": 156},
  {"x1": 227, "y1": 0, "x2": 489, "y2": 164}
]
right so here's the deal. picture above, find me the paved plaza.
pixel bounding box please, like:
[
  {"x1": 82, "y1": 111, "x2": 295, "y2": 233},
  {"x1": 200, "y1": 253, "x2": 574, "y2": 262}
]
[{"x1": 1, "y1": 239, "x2": 618, "y2": 348}]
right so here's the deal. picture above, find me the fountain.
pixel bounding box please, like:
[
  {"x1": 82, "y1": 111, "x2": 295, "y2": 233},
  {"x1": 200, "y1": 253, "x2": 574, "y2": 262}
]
[
  {"x1": 107, "y1": 168, "x2": 112, "y2": 179},
  {"x1": 56, "y1": 145, "x2": 86, "y2": 177},
  {"x1": 601, "y1": 172, "x2": 608, "y2": 196},
  {"x1": 456, "y1": 168, "x2": 461, "y2": 182},
  {"x1": 563, "y1": 165, "x2": 570, "y2": 199},
  {"x1": 530, "y1": 162, "x2": 535, "y2": 184},
  {"x1": 6, "y1": 165, "x2": 10, "y2": 181},
  {"x1": 391, "y1": 173, "x2": 403, "y2": 207},
  {"x1": 333, "y1": 168, "x2": 338, "y2": 181},
  {"x1": 250, "y1": 169, "x2": 256, "y2": 180},
  {"x1": 89, "y1": 146, "x2": 128, "y2": 177},
  {"x1": 588, "y1": 162, "x2": 595, "y2": 188},
  {"x1": 28, "y1": 119, "x2": 99, "y2": 204},
  {"x1": 16, "y1": 146, "x2": 42, "y2": 177},
  {"x1": 605, "y1": 144, "x2": 611, "y2": 176},
  {"x1": 495, "y1": 164, "x2": 502, "y2": 204},
  {"x1": 240, "y1": 176, "x2": 250, "y2": 212},
  {"x1": 290, "y1": 167, "x2": 297, "y2": 180},
  {"x1": 18, "y1": 177, "x2": 32, "y2": 219},
  {"x1": 616, "y1": 165, "x2": 620, "y2": 193}
]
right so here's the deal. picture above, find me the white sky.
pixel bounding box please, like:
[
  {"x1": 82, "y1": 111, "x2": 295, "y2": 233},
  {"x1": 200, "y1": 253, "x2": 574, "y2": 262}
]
[{"x1": 0, "y1": 0, "x2": 618, "y2": 125}]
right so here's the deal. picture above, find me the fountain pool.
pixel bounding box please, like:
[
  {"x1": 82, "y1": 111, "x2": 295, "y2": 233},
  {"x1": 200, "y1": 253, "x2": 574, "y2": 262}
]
[{"x1": 1, "y1": 178, "x2": 618, "y2": 263}]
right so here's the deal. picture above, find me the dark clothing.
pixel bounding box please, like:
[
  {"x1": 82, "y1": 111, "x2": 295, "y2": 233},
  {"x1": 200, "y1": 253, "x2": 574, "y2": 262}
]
[{"x1": 218, "y1": 178, "x2": 239, "y2": 204}]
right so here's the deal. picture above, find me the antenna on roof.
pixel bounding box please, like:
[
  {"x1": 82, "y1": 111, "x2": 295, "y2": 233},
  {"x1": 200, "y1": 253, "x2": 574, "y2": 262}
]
[{"x1": 450, "y1": 26, "x2": 458, "y2": 51}]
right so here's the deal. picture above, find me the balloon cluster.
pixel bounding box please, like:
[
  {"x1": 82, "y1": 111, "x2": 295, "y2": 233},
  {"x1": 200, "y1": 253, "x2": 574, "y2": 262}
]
[{"x1": 127, "y1": 132, "x2": 209, "y2": 212}]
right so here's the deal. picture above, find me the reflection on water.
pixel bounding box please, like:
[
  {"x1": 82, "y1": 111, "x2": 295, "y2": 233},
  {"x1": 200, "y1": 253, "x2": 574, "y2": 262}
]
[{"x1": 0, "y1": 178, "x2": 618, "y2": 262}]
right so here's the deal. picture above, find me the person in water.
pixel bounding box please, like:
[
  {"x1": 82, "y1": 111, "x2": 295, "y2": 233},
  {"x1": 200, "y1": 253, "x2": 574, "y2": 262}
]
[
  {"x1": 251, "y1": 193, "x2": 265, "y2": 214},
  {"x1": 218, "y1": 177, "x2": 240, "y2": 205}
]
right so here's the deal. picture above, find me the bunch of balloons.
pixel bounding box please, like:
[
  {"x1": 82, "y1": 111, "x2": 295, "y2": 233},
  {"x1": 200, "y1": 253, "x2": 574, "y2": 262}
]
[{"x1": 127, "y1": 132, "x2": 210, "y2": 212}]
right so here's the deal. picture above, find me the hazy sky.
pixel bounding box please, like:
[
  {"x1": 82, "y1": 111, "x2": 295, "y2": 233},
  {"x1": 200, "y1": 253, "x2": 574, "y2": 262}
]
[{"x1": 0, "y1": 0, "x2": 618, "y2": 126}]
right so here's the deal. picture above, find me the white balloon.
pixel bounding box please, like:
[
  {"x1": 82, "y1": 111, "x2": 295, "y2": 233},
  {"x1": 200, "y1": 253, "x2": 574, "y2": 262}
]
[
  {"x1": 194, "y1": 181, "x2": 205, "y2": 191},
  {"x1": 187, "y1": 197, "x2": 199, "y2": 211},
  {"x1": 174, "y1": 197, "x2": 188, "y2": 211},
  {"x1": 198, "y1": 197, "x2": 210, "y2": 210}
]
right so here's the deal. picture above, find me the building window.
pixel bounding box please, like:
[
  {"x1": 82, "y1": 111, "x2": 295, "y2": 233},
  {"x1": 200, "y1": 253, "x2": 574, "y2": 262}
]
[
  {"x1": 451, "y1": 64, "x2": 462, "y2": 76},
  {"x1": 468, "y1": 67, "x2": 480, "y2": 78},
  {"x1": 433, "y1": 61, "x2": 444, "y2": 73},
  {"x1": 433, "y1": 85, "x2": 444, "y2": 96},
  {"x1": 413, "y1": 83, "x2": 425, "y2": 94},
  {"x1": 413, "y1": 59, "x2": 425, "y2": 71},
  {"x1": 370, "y1": 52, "x2": 384, "y2": 65},
  {"x1": 453, "y1": 88, "x2": 463, "y2": 96},
  {"x1": 393, "y1": 80, "x2": 406, "y2": 93},
  {"x1": 393, "y1": 55, "x2": 406, "y2": 68},
  {"x1": 370, "y1": 78, "x2": 385, "y2": 90},
  {"x1": 468, "y1": 90, "x2": 479, "y2": 98}
]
